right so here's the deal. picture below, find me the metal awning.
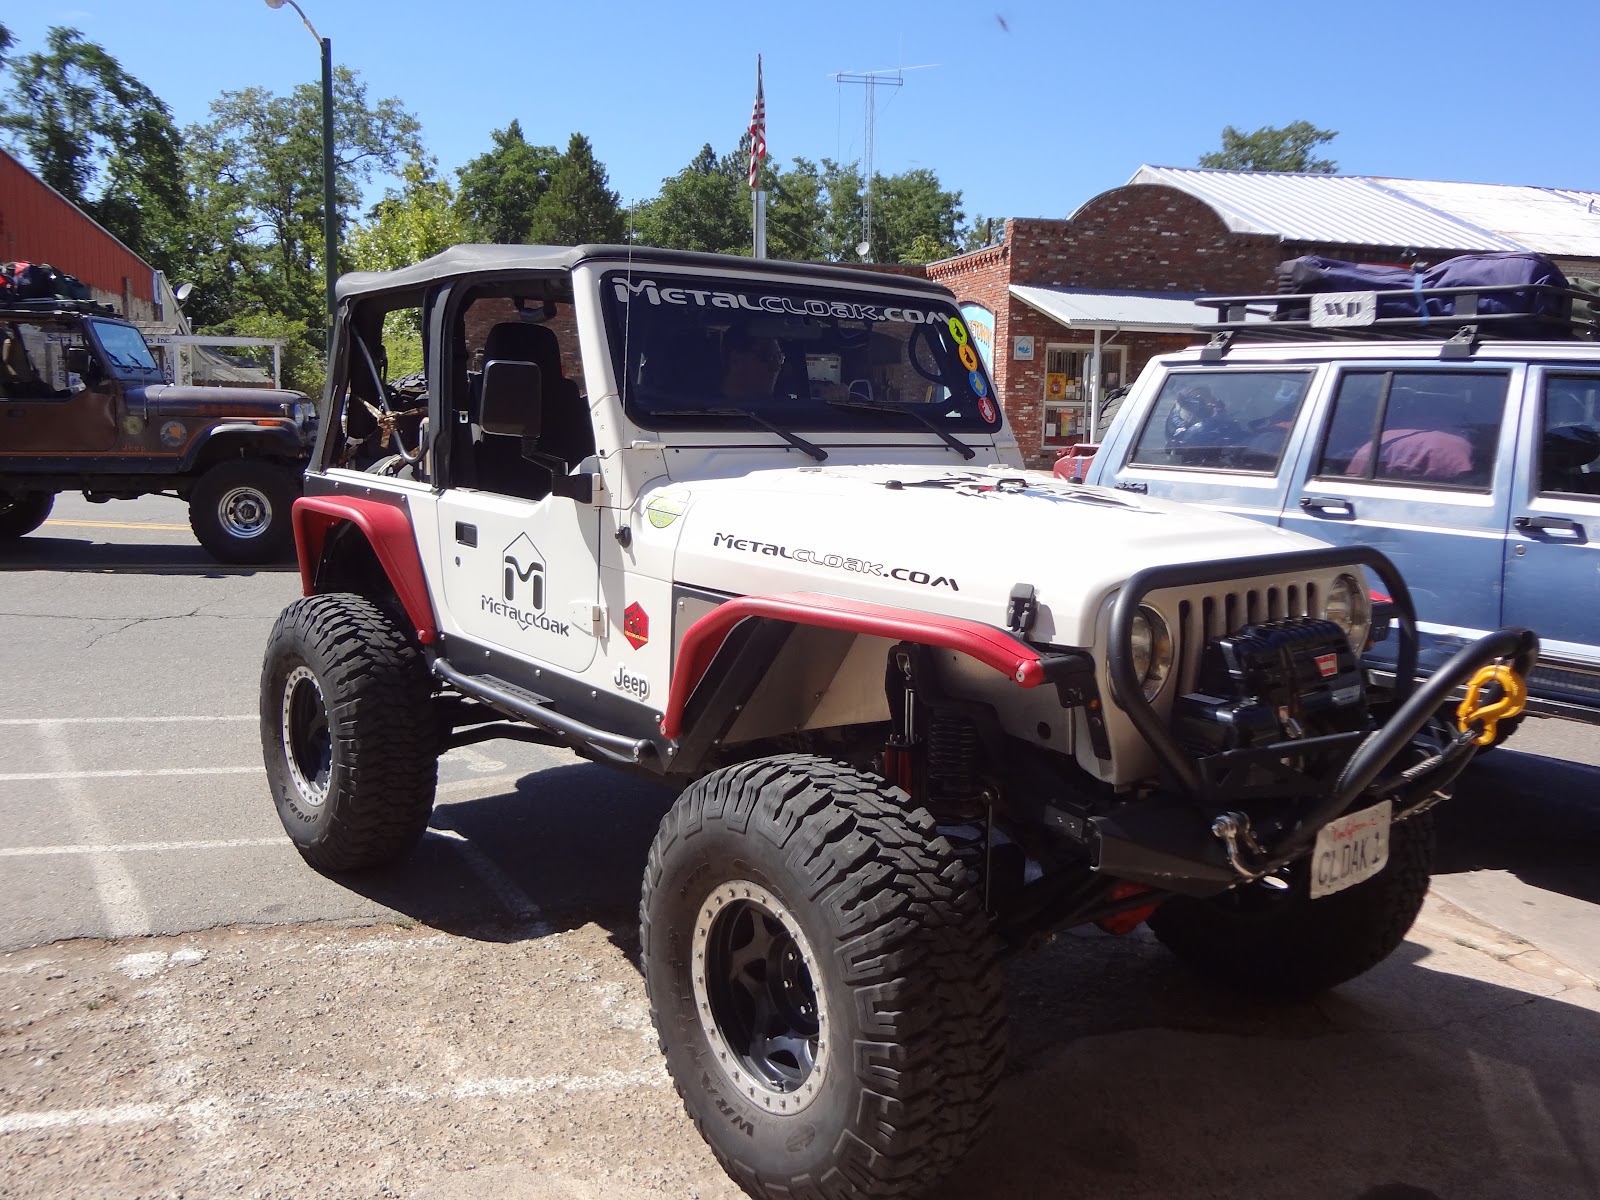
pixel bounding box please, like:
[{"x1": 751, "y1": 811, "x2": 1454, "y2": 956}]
[{"x1": 1010, "y1": 284, "x2": 1218, "y2": 332}]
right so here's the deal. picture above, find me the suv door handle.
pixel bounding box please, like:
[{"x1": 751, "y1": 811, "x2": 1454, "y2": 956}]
[
  {"x1": 1514, "y1": 515, "x2": 1584, "y2": 538},
  {"x1": 1299, "y1": 495, "x2": 1355, "y2": 517}
]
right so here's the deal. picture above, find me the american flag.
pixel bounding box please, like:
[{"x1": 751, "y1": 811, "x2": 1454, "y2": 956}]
[{"x1": 748, "y1": 55, "x2": 767, "y2": 189}]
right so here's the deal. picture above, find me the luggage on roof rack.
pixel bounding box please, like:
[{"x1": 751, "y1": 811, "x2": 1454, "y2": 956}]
[{"x1": 1198, "y1": 251, "x2": 1600, "y2": 347}]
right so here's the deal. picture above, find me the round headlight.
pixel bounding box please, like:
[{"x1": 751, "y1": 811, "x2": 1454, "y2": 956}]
[
  {"x1": 1130, "y1": 606, "x2": 1174, "y2": 699},
  {"x1": 1323, "y1": 573, "x2": 1372, "y2": 651}
]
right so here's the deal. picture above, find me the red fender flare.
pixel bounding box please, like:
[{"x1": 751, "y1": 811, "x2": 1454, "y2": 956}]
[
  {"x1": 292, "y1": 495, "x2": 437, "y2": 644},
  {"x1": 660, "y1": 591, "x2": 1053, "y2": 739}
]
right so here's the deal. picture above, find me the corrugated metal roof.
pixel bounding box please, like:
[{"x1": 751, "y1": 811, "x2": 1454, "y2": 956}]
[
  {"x1": 1129, "y1": 165, "x2": 1529, "y2": 253},
  {"x1": 1010, "y1": 285, "x2": 1217, "y2": 330},
  {"x1": 1375, "y1": 177, "x2": 1600, "y2": 258}
]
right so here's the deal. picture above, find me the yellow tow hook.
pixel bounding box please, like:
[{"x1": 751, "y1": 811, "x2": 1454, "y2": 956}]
[{"x1": 1457, "y1": 663, "x2": 1529, "y2": 746}]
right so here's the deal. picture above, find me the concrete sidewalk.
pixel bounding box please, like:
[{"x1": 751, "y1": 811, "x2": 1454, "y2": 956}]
[{"x1": 1, "y1": 891, "x2": 1595, "y2": 1200}]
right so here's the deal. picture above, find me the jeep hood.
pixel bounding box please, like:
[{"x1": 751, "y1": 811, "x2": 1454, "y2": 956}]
[
  {"x1": 640, "y1": 464, "x2": 1329, "y2": 646},
  {"x1": 128, "y1": 384, "x2": 308, "y2": 414}
]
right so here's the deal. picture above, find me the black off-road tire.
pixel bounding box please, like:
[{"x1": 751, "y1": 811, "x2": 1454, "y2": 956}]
[
  {"x1": 640, "y1": 754, "x2": 1006, "y2": 1200},
  {"x1": 0, "y1": 492, "x2": 55, "y2": 539},
  {"x1": 1149, "y1": 811, "x2": 1435, "y2": 999},
  {"x1": 260, "y1": 592, "x2": 438, "y2": 871},
  {"x1": 189, "y1": 458, "x2": 299, "y2": 564}
]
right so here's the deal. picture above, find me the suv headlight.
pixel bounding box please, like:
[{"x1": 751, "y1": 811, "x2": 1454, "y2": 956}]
[
  {"x1": 290, "y1": 400, "x2": 317, "y2": 427},
  {"x1": 1323, "y1": 573, "x2": 1372, "y2": 652},
  {"x1": 1130, "y1": 606, "x2": 1174, "y2": 699}
]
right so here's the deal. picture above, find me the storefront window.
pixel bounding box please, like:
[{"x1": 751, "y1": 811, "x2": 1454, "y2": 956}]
[{"x1": 1042, "y1": 343, "x2": 1125, "y2": 445}]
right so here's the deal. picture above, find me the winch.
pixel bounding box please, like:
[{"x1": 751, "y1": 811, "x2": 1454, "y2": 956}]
[{"x1": 1175, "y1": 617, "x2": 1367, "y2": 753}]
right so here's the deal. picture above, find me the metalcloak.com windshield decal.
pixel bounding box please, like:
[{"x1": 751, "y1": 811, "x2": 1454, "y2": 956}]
[
  {"x1": 611, "y1": 277, "x2": 945, "y2": 326},
  {"x1": 711, "y1": 532, "x2": 958, "y2": 590}
]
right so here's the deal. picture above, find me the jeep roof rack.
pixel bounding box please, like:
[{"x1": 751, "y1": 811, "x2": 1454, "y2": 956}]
[
  {"x1": 1193, "y1": 281, "x2": 1600, "y2": 359},
  {"x1": 0, "y1": 297, "x2": 121, "y2": 318}
]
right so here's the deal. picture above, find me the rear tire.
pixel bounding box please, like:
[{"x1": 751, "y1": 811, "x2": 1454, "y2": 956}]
[
  {"x1": 1149, "y1": 811, "x2": 1435, "y2": 999},
  {"x1": 260, "y1": 592, "x2": 438, "y2": 870},
  {"x1": 640, "y1": 754, "x2": 1006, "y2": 1200},
  {"x1": 189, "y1": 458, "x2": 298, "y2": 563},
  {"x1": 0, "y1": 492, "x2": 55, "y2": 539}
]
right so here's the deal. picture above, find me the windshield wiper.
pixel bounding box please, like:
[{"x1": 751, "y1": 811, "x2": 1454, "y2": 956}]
[
  {"x1": 652, "y1": 407, "x2": 828, "y2": 462},
  {"x1": 823, "y1": 396, "x2": 975, "y2": 460}
]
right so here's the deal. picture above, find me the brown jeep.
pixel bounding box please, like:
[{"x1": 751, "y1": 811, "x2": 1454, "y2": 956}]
[{"x1": 0, "y1": 300, "x2": 314, "y2": 562}]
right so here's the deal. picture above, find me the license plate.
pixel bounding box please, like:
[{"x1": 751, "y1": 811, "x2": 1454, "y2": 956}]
[{"x1": 1309, "y1": 800, "x2": 1392, "y2": 899}]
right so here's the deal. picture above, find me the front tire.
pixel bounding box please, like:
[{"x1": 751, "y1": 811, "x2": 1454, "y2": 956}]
[
  {"x1": 260, "y1": 592, "x2": 438, "y2": 870},
  {"x1": 189, "y1": 458, "x2": 298, "y2": 563},
  {"x1": 640, "y1": 755, "x2": 1006, "y2": 1200},
  {"x1": 0, "y1": 492, "x2": 55, "y2": 539},
  {"x1": 1149, "y1": 811, "x2": 1435, "y2": 998}
]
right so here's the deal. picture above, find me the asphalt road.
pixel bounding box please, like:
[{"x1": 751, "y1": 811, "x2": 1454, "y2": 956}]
[{"x1": 1, "y1": 492, "x2": 1597, "y2": 1198}]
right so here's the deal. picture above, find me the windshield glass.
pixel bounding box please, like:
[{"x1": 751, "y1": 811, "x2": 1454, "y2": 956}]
[
  {"x1": 87, "y1": 318, "x2": 161, "y2": 377},
  {"x1": 601, "y1": 271, "x2": 1003, "y2": 434}
]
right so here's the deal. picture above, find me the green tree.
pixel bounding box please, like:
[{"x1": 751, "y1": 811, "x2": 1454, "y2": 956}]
[
  {"x1": 0, "y1": 26, "x2": 186, "y2": 267},
  {"x1": 526, "y1": 133, "x2": 624, "y2": 245},
  {"x1": 0, "y1": 23, "x2": 14, "y2": 75},
  {"x1": 873, "y1": 168, "x2": 965, "y2": 264},
  {"x1": 1199, "y1": 121, "x2": 1339, "y2": 173},
  {"x1": 181, "y1": 66, "x2": 422, "y2": 392},
  {"x1": 456, "y1": 119, "x2": 558, "y2": 243},
  {"x1": 348, "y1": 160, "x2": 467, "y2": 374},
  {"x1": 765, "y1": 157, "x2": 827, "y2": 261},
  {"x1": 632, "y1": 143, "x2": 750, "y2": 254}
]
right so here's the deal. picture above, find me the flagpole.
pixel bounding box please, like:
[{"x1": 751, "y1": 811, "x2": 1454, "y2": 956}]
[{"x1": 750, "y1": 54, "x2": 767, "y2": 259}]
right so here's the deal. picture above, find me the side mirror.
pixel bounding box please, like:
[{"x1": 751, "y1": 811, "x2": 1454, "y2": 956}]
[
  {"x1": 65, "y1": 345, "x2": 97, "y2": 381},
  {"x1": 479, "y1": 358, "x2": 542, "y2": 441}
]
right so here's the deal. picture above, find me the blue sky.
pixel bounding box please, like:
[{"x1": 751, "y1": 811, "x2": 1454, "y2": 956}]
[{"x1": 7, "y1": 0, "x2": 1599, "y2": 226}]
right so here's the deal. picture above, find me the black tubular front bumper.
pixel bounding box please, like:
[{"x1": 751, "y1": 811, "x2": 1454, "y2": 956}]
[{"x1": 1098, "y1": 547, "x2": 1538, "y2": 892}]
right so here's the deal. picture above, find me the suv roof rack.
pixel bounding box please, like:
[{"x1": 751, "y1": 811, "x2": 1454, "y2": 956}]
[
  {"x1": 1195, "y1": 281, "x2": 1599, "y2": 358},
  {"x1": 0, "y1": 298, "x2": 121, "y2": 318}
]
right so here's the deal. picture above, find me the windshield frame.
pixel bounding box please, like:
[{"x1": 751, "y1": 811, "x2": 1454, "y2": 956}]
[
  {"x1": 599, "y1": 269, "x2": 1004, "y2": 437},
  {"x1": 85, "y1": 317, "x2": 163, "y2": 380}
]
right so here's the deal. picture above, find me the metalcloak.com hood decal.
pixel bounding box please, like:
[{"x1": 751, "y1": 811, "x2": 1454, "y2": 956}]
[{"x1": 709, "y1": 531, "x2": 959, "y2": 591}]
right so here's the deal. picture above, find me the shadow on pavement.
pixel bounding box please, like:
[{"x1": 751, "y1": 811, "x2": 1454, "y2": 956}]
[
  {"x1": 938, "y1": 935, "x2": 1600, "y2": 1200},
  {"x1": 1438, "y1": 747, "x2": 1600, "y2": 906},
  {"x1": 328, "y1": 759, "x2": 676, "y2": 952},
  {"x1": 0, "y1": 533, "x2": 295, "y2": 575}
]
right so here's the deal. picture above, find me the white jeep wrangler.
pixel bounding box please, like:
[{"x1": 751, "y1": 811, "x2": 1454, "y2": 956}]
[{"x1": 259, "y1": 245, "x2": 1536, "y2": 1200}]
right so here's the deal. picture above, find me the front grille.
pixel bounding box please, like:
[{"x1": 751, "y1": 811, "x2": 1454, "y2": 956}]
[{"x1": 1174, "y1": 580, "x2": 1323, "y2": 693}]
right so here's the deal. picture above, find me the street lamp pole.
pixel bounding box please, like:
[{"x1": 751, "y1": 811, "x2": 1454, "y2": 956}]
[{"x1": 265, "y1": 0, "x2": 338, "y2": 352}]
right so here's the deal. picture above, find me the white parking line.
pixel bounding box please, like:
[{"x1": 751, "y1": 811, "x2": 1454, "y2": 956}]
[
  {"x1": 0, "y1": 838, "x2": 285, "y2": 858},
  {"x1": 0, "y1": 766, "x2": 263, "y2": 782},
  {"x1": 0, "y1": 716, "x2": 255, "y2": 726},
  {"x1": 0, "y1": 1068, "x2": 666, "y2": 1135},
  {"x1": 428, "y1": 826, "x2": 542, "y2": 920},
  {"x1": 36, "y1": 723, "x2": 150, "y2": 937}
]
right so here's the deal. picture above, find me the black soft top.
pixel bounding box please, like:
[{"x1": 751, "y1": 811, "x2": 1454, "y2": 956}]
[{"x1": 335, "y1": 244, "x2": 956, "y2": 302}]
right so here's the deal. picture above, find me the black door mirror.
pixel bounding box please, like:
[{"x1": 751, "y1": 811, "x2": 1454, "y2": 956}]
[
  {"x1": 479, "y1": 358, "x2": 542, "y2": 441},
  {"x1": 65, "y1": 345, "x2": 98, "y2": 383}
]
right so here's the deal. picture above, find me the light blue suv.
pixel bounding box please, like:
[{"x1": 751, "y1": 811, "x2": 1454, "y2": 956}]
[{"x1": 1086, "y1": 327, "x2": 1600, "y2": 725}]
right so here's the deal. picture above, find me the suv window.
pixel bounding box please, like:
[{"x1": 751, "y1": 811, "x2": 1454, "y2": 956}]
[
  {"x1": 85, "y1": 318, "x2": 161, "y2": 381},
  {"x1": 0, "y1": 318, "x2": 89, "y2": 399},
  {"x1": 1129, "y1": 370, "x2": 1311, "y2": 472},
  {"x1": 1540, "y1": 374, "x2": 1600, "y2": 496},
  {"x1": 1316, "y1": 370, "x2": 1508, "y2": 490}
]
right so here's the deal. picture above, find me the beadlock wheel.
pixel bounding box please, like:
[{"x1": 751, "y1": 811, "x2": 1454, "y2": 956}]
[
  {"x1": 280, "y1": 664, "x2": 331, "y2": 808},
  {"x1": 691, "y1": 879, "x2": 830, "y2": 1115}
]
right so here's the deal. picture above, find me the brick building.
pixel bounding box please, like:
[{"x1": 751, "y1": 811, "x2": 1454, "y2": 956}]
[{"x1": 926, "y1": 165, "x2": 1600, "y2": 468}]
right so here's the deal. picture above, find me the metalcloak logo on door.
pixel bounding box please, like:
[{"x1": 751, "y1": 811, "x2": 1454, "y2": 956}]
[{"x1": 481, "y1": 532, "x2": 570, "y2": 636}]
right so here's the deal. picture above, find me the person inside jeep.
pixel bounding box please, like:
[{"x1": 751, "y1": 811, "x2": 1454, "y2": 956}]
[{"x1": 720, "y1": 325, "x2": 787, "y2": 401}]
